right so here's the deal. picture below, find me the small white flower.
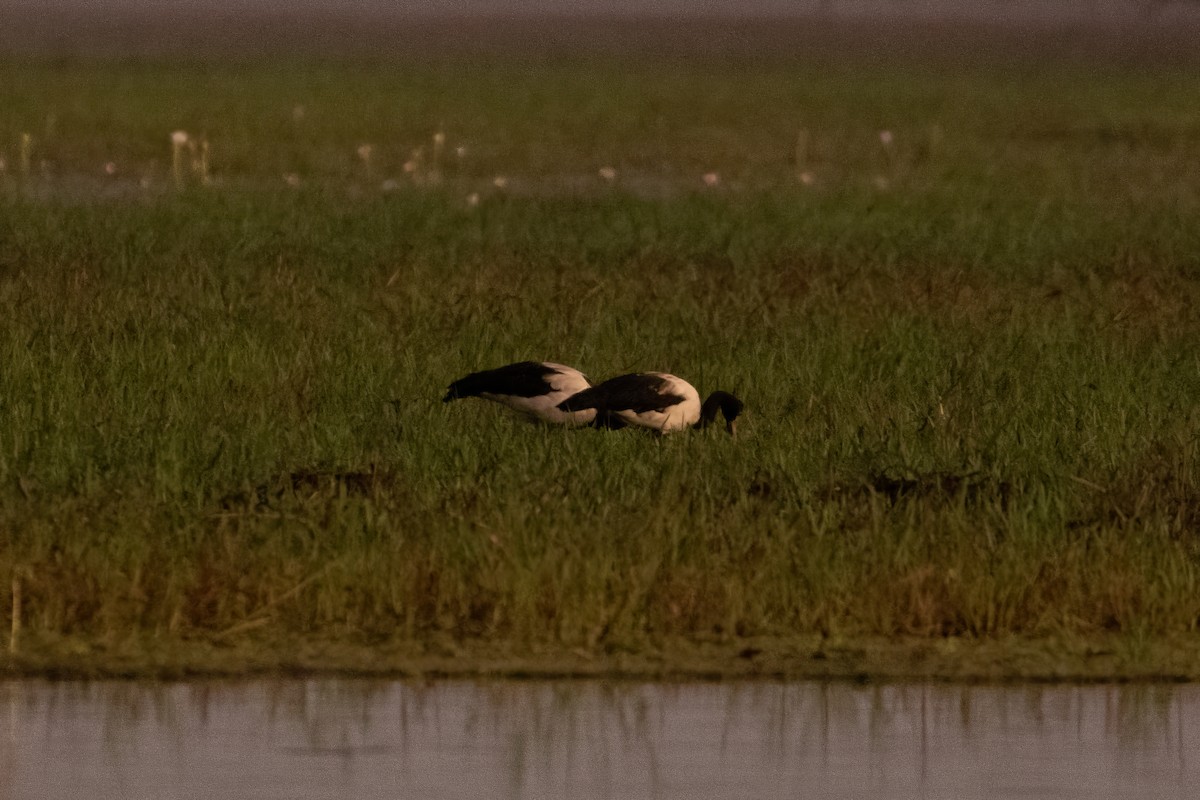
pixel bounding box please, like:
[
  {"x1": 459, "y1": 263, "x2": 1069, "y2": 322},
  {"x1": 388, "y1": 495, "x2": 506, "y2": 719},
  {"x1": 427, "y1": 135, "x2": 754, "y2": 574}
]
[
  {"x1": 402, "y1": 160, "x2": 418, "y2": 173},
  {"x1": 798, "y1": 171, "x2": 815, "y2": 185},
  {"x1": 0, "y1": 157, "x2": 8, "y2": 172},
  {"x1": 455, "y1": 145, "x2": 467, "y2": 158},
  {"x1": 873, "y1": 175, "x2": 890, "y2": 190},
  {"x1": 879, "y1": 130, "x2": 894, "y2": 146},
  {"x1": 702, "y1": 172, "x2": 720, "y2": 187},
  {"x1": 283, "y1": 173, "x2": 301, "y2": 188},
  {"x1": 598, "y1": 166, "x2": 617, "y2": 182},
  {"x1": 433, "y1": 131, "x2": 446, "y2": 146},
  {"x1": 171, "y1": 130, "x2": 189, "y2": 145},
  {"x1": 492, "y1": 175, "x2": 508, "y2": 189},
  {"x1": 357, "y1": 144, "x2": 373, "y2": 161},
  {"x1": 103, "y1": 162, "x2": 117, "y2": 175},
  {"x1": 466, "y1": 192, "x2": 480, "y2": 207}
]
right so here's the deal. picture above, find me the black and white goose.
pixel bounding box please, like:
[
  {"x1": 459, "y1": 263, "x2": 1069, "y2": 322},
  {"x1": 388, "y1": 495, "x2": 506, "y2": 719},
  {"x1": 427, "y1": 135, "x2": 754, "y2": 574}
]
[
  {"x1": 557, "y1": 372, "x2": 743, "y2": 434},
  {"x1": 443, "y1": 361, "x2": 596, "y2": 425}
]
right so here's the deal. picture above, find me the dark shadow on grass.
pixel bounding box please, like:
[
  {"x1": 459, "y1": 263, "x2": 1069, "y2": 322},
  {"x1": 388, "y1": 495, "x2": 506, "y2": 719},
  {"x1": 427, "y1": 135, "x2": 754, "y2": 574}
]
[
  {"x1": 810, "y1": 470, "x2": 1015, "y2": 509},
  {"x1": 220, "y1": 465, "x2": 400, "y2": 509}
]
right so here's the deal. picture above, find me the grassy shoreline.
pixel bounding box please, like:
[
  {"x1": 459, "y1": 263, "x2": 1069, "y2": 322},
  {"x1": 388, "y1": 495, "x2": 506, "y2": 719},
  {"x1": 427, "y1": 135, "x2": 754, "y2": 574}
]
[
  {"x1": 2, "y1": 26, "x2": 1199, "y2": 681},
  {"x1": 8, "y1": 634, "x2": 1200, "y2": 683}
]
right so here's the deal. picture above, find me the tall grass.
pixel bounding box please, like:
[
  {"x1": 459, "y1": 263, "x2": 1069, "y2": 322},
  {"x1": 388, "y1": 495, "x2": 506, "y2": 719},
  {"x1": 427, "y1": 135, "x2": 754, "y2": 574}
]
[{"x1": 1, "y1": 27, "x2": 1199, "y2": 675}]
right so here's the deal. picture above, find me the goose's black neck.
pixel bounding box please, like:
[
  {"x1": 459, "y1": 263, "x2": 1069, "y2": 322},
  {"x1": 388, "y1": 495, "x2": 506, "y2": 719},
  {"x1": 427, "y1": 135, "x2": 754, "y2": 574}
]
[{"x1": 697, "y1": 391, "x2": 744, "y2": 434}]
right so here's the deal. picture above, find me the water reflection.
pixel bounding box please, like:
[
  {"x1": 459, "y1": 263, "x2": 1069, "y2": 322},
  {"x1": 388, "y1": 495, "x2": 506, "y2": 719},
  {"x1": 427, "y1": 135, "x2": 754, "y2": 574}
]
[{"x1": 0, "y1": 680, "x2": 1195, "y2": 799}]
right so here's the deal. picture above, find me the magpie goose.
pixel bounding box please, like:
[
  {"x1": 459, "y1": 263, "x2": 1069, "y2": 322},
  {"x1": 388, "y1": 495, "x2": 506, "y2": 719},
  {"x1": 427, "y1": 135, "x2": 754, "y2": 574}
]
[
  {"x1": 557, "y1": 372, "x2": 742, "y2": 434},
  {"x1": 443, "y1": 361, "x2": 596, "y2": 425}
]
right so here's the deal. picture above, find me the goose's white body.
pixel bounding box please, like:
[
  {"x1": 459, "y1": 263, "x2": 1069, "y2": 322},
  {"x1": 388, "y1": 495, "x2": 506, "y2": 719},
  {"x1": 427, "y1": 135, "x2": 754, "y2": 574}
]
[
  {"x1": 483, "y1": 363, "x2": 596, "y2": 425},
  {"x1": 444, "y1": 361, "x2": 596, "y2": 426},
  {"x1": 558, "y1": 371, "x2": 742, "y2": 435},
  {"x1": 609, "y1": 373, "x2": 701, "y2": 433}
]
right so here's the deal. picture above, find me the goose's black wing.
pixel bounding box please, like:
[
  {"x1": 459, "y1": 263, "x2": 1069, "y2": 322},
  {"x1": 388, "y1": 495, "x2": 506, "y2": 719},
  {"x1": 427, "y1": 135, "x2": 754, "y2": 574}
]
[
  {"x1": 558, "y1": 373, "x2": 686, "y2": 413},
  {"x1": 444, "y1": 362, "x2": 576, "y2": 402}
]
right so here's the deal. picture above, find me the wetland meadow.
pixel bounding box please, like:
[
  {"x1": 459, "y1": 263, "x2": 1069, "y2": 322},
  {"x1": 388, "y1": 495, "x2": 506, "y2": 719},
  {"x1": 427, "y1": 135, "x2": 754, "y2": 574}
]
[{"x1": 1, "y1": 9, "x2": 1200, "y2": 680}]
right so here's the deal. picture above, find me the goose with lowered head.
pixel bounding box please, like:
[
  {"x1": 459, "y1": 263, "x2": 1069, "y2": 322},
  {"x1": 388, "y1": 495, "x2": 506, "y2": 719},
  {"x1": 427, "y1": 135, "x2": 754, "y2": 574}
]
[
  {"x1": 557, "y1": 372, "x2": 742, "y2": 434},
  {"x1": 443, "y1": 361, "x2": 597, "y2": 425}
]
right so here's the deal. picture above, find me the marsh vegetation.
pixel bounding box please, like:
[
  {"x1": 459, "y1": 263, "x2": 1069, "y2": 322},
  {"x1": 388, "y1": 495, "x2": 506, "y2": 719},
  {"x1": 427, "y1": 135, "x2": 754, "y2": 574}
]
[{"x1": 1, "y1": 16, "x2": 1198, "y2": 678}]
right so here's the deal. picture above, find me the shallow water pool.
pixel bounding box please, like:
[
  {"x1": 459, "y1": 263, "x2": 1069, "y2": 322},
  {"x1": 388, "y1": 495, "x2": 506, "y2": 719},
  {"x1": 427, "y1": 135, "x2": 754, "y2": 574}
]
[{"x1": 1, "y1": 679, "x2": 1195, "y2": 799}]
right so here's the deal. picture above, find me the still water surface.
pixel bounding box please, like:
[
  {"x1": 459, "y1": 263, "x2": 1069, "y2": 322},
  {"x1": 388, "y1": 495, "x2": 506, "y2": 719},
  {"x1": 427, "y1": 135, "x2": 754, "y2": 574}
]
[{"x1": 1, "y1": 679, "x2": 1196, "y2": 799}]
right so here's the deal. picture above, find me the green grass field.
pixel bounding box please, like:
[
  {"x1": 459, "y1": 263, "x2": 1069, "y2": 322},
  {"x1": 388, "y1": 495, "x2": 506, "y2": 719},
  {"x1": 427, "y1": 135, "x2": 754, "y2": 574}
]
[{"x1": 2, "y1": 16, "x2": 1200, "y2": 679}]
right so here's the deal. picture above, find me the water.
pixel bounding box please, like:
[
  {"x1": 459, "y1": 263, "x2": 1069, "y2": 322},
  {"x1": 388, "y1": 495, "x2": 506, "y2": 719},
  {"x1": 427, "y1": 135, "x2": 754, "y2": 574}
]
[{"x1": 1, "y1": 680, "x2": 1196, "y2": 799}]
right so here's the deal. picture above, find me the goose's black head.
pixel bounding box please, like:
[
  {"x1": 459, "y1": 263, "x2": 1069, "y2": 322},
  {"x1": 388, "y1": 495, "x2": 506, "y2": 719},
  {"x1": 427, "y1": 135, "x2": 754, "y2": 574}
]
[{"x1": 698, "y1": 391, "x2": 743, "y2": 435}]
